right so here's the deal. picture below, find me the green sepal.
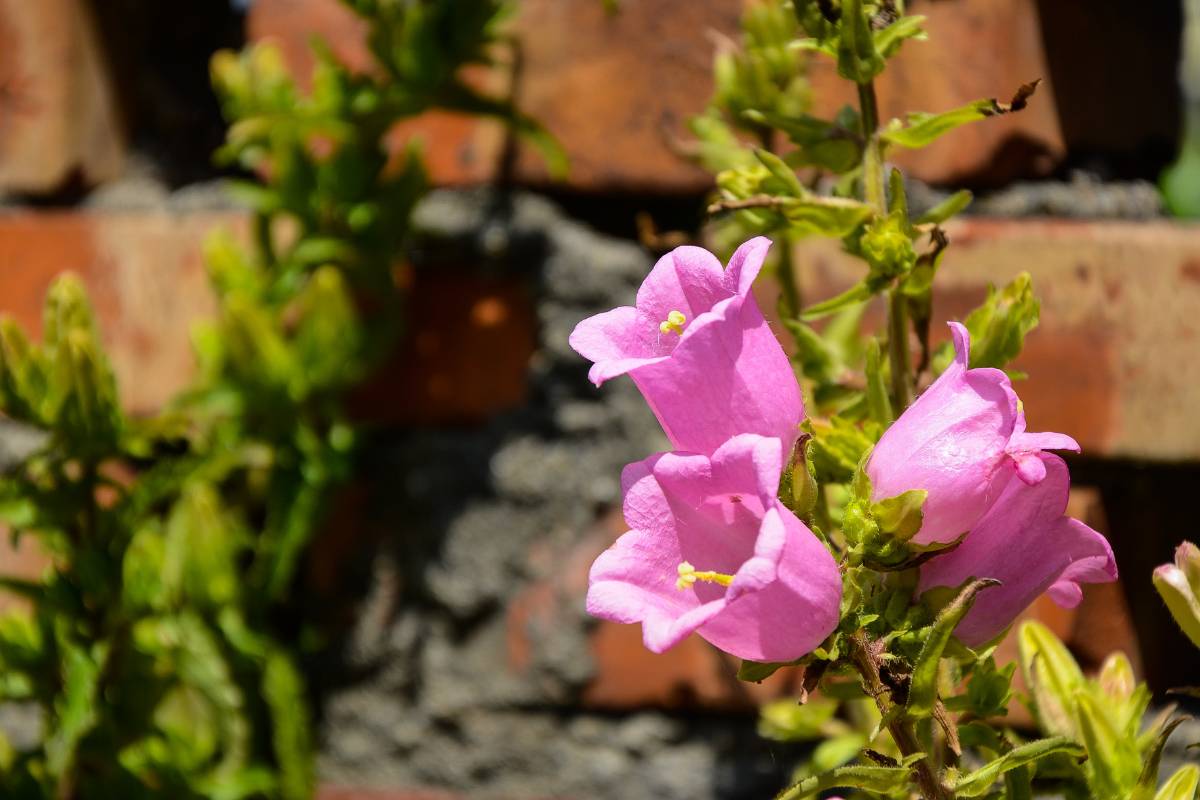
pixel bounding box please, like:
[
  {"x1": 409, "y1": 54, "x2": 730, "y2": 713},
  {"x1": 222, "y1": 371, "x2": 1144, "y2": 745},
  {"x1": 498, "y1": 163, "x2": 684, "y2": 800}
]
[
  {"x1": 907, "y1": 578, "x2": 999, "y2": 719},
  {"x1": 952, "y1": 737, "x2": 1085, "y2": 797},
  {"x1": 1132, "y1": 716, "x2": 1192, "y2": 800},
  {"x1": 1017, "y1": 620, "x2": 1084, "y2": 738},
  {"x1": 1155, "y1": 765, "x2": 1200, "y2": 800}
]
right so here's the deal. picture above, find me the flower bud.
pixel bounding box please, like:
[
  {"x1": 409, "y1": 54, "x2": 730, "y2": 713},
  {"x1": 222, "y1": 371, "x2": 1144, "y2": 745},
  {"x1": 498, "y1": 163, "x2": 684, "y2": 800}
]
[{"x1": 1153, "y1": 541, "x2": 1200, "y2": 649}]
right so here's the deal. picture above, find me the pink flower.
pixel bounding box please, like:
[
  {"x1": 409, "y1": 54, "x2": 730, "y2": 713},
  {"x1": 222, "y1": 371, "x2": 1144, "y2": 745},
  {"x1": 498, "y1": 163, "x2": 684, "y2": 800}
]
[
  {"x1": 586, "y1": 434, "x2": 842, "y2": 662},
  {"x1": 569, "y1": 237, "x2": 803, "y2": 455},
  {"x1": 917, "y1": 454, "x2": 1117, "y2": 646},
  {"x1": 867, "y1": 322, "x2": 1079, "y2": 545}
]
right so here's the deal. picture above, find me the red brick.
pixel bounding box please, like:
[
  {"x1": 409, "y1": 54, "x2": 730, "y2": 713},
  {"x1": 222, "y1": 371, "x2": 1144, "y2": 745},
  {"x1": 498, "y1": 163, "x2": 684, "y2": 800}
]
[
  {"x1": 789, "y1": 219, "x2": 1200, "y2": 462},
  {"x1": 0, "y1": 0, "x2": 125, "y2": 192},
  {"x1": 0, "y1": 211, "x2": 227, "y2": 414},
  {"x1": 249, "y1": 0, "x2": 1070, "y2": 190}
]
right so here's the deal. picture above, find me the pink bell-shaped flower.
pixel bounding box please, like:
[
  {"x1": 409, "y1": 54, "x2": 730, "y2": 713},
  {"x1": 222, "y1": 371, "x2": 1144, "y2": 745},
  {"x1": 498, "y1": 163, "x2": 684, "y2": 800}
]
[
  {"x1": 586, "y1": 434, "x2": 842, "y2": 662},
  {"x1": 918, "y1": 453, "x2": 1117, "y2": 646},
  {"x1": 867, "y1": 322, "x2": 1079, "y2": 545},
  {"x1": 569, "y1": 237, "x2": 804, "y2": 455}
]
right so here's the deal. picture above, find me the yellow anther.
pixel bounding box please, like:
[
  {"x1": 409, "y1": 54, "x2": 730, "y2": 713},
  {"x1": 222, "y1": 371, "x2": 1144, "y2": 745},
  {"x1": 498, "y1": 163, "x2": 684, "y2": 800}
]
[
  {"x1": 659, "y1": 309, "x2": 687, "y2": 336},
  {"x1": 675, "y1": 561, "x2": 734, "y2": 591}
]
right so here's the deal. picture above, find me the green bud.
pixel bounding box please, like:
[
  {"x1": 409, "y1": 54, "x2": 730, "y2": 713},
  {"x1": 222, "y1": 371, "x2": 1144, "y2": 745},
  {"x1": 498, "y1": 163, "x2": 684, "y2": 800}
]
[
  {"x1": 1017, "y1": 620, "x2": 1083, "y2": 739},
  {"x1": 1153, "y1": 559, "x2": 1200, "y2": 650}
]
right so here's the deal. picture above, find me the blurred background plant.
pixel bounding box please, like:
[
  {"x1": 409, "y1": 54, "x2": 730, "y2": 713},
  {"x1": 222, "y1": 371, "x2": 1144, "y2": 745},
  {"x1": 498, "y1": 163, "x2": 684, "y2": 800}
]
[{"x1": 0, "y1": 1, "x2": 559, "y2": 797}]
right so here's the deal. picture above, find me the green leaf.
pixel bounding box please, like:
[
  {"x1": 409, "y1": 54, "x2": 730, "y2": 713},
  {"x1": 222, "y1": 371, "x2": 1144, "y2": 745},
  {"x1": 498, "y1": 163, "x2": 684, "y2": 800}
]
[
  {"x1": 45, "y1": 635, "x2": 107, "y2": 780},
  {"x1": 1156, "y1": 765, "x2": 1200, "y2": 800},
  {"x1": 871, "y1": 489, "x2": 926, "y2": 543},
  {"x1": 806, "y1": 417, "x2": 875, "y2": 484},
  {"x1": 1075, "y1": 689, "x2": 1141, "y2": 799},
  {"x1": 263, "y1": 648, "x2": 314, "y2": 800},
  {"x1": 757, "y1": 696, "x2": 838, "y2": 742},
  {"x1": 809, "y1": 732, "x2": 867, "y2": 773},
  {"x1": 907, "y1": 578, "x2": 999, "y2": 718},
  {"x1": 743, "y1": 110, "x2": 862, "y2": 174},
  {"x1": 738, "y1": 659, "x2": 792, "y2": 683},
  {"x1": 1018, "y1": 620, "x2": 1084, "y2": 738},
  {"x1": 934, "y1": 273, "x2": 1040, "y2": 374},
  {"x1": 836, "y1": 0, "x2": 884, "y2": 83},
  {"x1": 874, "y1": 15, "x2": 926, "y2": 59},
  {"x1": 953, "y1": 737, "x2": 1085, "y2": 797},
  {"x1": 801, "y1": 281, "x2": 874, "y2": 321},
  {"x1": 777, "y1": 763, "x2": 912, "y2": 799},
  {"x1": 882, "y1": 81, "x2": 1042, "y2": 150},
  {"x1": 916, "y1": 189, "x2": 973, "y2": 224},
  {"x1": 754, "y1": 148, "x2": 805, "y2": 196}
]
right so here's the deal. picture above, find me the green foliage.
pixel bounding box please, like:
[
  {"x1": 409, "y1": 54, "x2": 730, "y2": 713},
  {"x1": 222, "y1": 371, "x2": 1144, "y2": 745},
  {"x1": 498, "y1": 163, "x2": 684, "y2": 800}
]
[
  {"x1": 1018, "y1": 621, "x2": 1186, "y2": 800},
  {"x1": 0, "y1": 2, "x2": 556, "y2": 797}
]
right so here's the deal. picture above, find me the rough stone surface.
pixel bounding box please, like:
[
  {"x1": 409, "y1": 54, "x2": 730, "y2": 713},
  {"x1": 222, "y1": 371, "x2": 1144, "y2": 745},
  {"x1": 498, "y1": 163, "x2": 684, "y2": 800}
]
[{"x1": 312, "y1": 189, "x2": 806, "y2": 799}]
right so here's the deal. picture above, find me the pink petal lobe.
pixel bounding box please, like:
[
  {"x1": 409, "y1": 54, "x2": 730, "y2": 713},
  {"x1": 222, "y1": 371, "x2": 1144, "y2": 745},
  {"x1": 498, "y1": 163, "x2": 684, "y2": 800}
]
[{"x1": 918, "y1": 454, "x2": 1117, "y2": 646}]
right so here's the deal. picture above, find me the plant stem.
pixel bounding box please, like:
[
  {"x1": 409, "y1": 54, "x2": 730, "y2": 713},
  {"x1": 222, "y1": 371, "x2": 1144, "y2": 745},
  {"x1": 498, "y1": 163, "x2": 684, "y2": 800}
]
[
  {"x1": 887, "y1": 287, "x2": 913, "y2": 409},
  {"x1": 848, "y1": 631, "x2": 952, "y2": 800},
  {"x1": 856, "y1": 79, "x2": 913, "y2": 409},
  {"x1": 857, "y1": 81, "x2": 886, "y2": 214}
]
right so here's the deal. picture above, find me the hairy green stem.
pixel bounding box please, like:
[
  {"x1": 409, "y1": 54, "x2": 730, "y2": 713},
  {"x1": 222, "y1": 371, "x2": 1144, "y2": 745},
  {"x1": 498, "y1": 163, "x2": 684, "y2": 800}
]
[{"x1": 848, "y1": 632, "x2": 952, "y2": 800}]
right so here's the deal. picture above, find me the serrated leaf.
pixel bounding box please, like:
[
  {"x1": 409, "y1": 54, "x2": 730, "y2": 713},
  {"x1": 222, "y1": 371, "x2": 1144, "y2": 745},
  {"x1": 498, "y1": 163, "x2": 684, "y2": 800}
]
[
  {"x1": 953, "y1": 737, "x2": 1084, "y2": 797},
  {"x1": 777, "y1": 763, "x2": 912, "y2": 800},
  {"x1": 907, "y1": 578, "x2": 998, "y2": 718}
]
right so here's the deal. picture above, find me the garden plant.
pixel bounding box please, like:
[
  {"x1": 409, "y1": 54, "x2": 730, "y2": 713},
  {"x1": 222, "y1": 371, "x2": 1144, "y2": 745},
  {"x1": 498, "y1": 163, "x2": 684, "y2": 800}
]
[
  {"x1": 574, "y1": 1, "x2": 1200, "y2": 797},
  {"x1": 0, "y1": 1, "x2": 557, "y2": 797}
]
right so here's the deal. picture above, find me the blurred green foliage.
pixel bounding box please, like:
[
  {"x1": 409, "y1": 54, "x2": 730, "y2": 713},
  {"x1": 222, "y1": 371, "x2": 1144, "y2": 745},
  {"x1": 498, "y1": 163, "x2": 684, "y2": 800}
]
[{"x1": 0, "y1": 2, "x2": 557, "y2": 797}]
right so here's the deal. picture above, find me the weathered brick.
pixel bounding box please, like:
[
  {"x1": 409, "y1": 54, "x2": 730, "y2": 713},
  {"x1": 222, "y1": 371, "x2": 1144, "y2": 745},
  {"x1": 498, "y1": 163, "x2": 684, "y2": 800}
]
[
  {"x1": 249, "y1": 0, "x2": 1070, "y2": 190},
  {"x1": 790, "y1": 219, "x2": 1200, "y2": 462},
  {"x1": 0, "y1": 211, "x2": 227, "y2": 414},
  {"x1": 0, "y1": 0, "x2": 125, "y2": 192}
]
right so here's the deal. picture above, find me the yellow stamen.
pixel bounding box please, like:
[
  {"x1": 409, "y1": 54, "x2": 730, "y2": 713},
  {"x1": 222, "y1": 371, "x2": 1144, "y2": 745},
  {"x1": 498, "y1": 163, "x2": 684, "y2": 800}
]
[
  {"x1": 659, "y1": 309, "x2": 687, "y2": 336},
  {"x1": 675, "y1": 561, "x2": 735, "y2": 591}
]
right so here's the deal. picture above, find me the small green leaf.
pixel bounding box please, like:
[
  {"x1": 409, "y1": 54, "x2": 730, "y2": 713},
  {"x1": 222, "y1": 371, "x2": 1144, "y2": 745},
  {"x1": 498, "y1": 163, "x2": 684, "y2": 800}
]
[
  {"x1": 801, "y1": 281, "x2": 874, "y2": 321},
  {"x1": 916, "y1": 189, "x2": 973, "y2": 224},
  {"x1": 757, "y1": 696, "x2": 838, "y2": 742},
  {"x1": 263, "y1": 648, "x2": 314, "y2": 800},
  {"x1": 874, "y1": 15, "x2": 926, "y2": 59},
  {"x1": 882, "y1": 81, "x2": 1041, "y2": 150},
  {"x1": 907, "y1": 578, "x2": 999, "y2": 718},
  {"x1": 871, "y1": 489, "x2": 927, "y2": 543},
  {"x1": 777, "y1": 763, "x2": 913, "y2": 800},
  {"x1": 755, "y1": 148, "x2": 805, "y2": 196},
  {"x1": 953, "y1": 737, "x2": 1085, "y2": 797},
  {"x1": 738, "y1": 659, "x2": 792, "y2": 683}
]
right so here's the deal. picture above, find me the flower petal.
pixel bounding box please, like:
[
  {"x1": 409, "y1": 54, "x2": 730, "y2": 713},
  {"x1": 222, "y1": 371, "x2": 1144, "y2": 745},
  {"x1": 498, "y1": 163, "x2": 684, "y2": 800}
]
[{"x1": 918, "y1": 454, "x2": 1117, "y2": 646}]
